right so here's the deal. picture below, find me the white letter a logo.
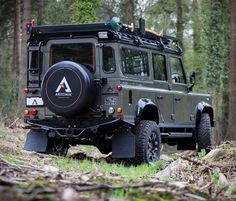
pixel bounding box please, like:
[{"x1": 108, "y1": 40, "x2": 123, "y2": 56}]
[{"x1": 56, "y1": 77, "x2": 72, "y2": 93}]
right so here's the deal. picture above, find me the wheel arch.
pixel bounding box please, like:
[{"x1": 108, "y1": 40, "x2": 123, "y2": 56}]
[
  {"x1": 135, "y1": 98, "x2": 159, "y2": 125},
  {"x1": 195, "y1": 102, "x2": 214, "y2": 127}
]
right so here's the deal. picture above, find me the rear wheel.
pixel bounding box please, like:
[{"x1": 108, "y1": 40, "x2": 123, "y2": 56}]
[
  {"x1": 197, "y1": 113, "x2": 212, "y2": 152},
  {"x1": 134, "y1": 120, "x2": 161, "y2": 164}
]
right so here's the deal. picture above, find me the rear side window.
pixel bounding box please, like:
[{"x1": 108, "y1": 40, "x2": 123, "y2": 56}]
[
  {"x1": 103, "y1": 46, "x2": 115, "y2": 73},
  {"x1": 50, "y1": 43, "x2": 94, "y2": 71},
  {"x1": 152, "y1": 53, "x2": 167, "y2": 81},
  {"x1": 121, "y1": 48, "x2": 149, "y2": 77}
]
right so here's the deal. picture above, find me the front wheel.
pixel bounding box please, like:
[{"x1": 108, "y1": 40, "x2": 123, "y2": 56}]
[
  {"x1": 196, "y1": 113, "x2": 212, "y2": 152},
  {"x1": 134, "y1": 120, "x2": 161, "y2": 164}
]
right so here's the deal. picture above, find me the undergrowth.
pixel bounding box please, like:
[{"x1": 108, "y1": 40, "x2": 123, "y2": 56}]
[{"x1": 56, "y1": 157, "x2": 165, "y2": 181}]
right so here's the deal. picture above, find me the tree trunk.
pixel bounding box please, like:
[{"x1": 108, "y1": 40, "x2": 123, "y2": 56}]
[
  {"x1": 226, "y1": 0, "x2": 236, "y2": 140},
  {"x1": 121, "y1": 0, "x2": 135, "y2": 25},
  {"x1": 38, "y1": 0, "x2": 44, "y2": 25},
  {"x1": 14, "y1": 0, "x2": 21, "y2": 73},
  {"x1": 176, "y1": 0, "x2": 184, "y2": 50},
  {"x1": 192, "y1": 0, "x2": 200, "y2": 52},
  {"x1": 19, "y1": 0, "x2": 31, "y2": 107}
]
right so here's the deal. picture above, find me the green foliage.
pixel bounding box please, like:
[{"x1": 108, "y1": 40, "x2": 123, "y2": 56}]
[
  {"x1": 71, "y1": 0, "x2": 101, "y2": 24},
  {"x1": 159, "y1": 177, "x2": 175, "y2": 182},
  {"x1": 232, "y1": 185, "x2": 236, "y2": 195},
  {"x1": 3, "y1": 154, "x2": 20, "y2": 165},
  {"x1": 56, "y1": 157, "x2": 165, "y2": 181},
  {"x1": 198, "y1": 149, "x2": 206, "y2": 158},
  {"x1": 201, "y1": 0, "x2": 229, "y2": 88},
  {"x1": 43, "y1": 0, "x2": 72, "y2": 24},
  {"x1": 211, "y1": 171, "x2": 220, "y2": 182},
  {"x1": 145, "y1": 0, "x2": 177, "y2": 35},
  {"x1": 0, "y1": 41, "x2": 18, "y2": 123}
]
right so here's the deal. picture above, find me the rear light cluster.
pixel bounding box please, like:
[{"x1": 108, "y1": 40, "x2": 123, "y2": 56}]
[{"x1": 24, "y1": 108, "x2": 38, "y2": 116}]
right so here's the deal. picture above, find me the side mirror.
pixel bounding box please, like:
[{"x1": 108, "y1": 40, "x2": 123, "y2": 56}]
[{"x1": 190, "y1": 71, "x2": 196, "y2": 85}]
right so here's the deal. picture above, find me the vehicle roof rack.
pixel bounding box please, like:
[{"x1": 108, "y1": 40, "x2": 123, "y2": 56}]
[{"x1": 28, "y1": 18, "x2": 182, "y2": 55}]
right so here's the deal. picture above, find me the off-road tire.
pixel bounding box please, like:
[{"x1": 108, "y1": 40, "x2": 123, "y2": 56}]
[
  {"x1": 197, "y1": 113, "x2": 212, "y2": 152},
  {"x1": 46, "y1": 138, "x2": 69, "y2": 156},
  {"x1": 134, "y1": 120, "x2": 161, "y2": 164}
]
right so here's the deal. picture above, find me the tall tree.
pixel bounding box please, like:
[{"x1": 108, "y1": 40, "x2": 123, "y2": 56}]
[
  {"x1": 19, "y1": 0, "x2": 31, "y2": 106},
  {"x1": 176, "y1": 0, "x2": 184, "y2": 49},
  {"x1": 202, "y1": 0, "x2": 229, "y2": 142},
  {"x1": 38, "y1": 0, "x2": 44, "y2": 25},
  {"x1": 226, "y1": 0, "x2": 236, "y2": 140},
  {"x1": 120, "y1": 0, "x2": 135, "y2": 24},
  {"x1": 14, "y1": 0, "x2": 21, "y2": 73},
  {"x1": 192, "y1": 0, "x2": 201, "y2": 52}
]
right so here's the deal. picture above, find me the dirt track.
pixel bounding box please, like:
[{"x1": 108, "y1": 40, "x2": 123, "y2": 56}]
[{"x1": 0, "y1": 127, "x2": 235, "y2": 201}]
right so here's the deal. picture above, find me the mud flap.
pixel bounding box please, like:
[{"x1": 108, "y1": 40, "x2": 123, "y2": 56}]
[
  {"x1": 112, "y1": 130, "x2": 135, "y2": 158},
  {"x1": 24, "y1": 129, "x2": 48, "y2": 153}
]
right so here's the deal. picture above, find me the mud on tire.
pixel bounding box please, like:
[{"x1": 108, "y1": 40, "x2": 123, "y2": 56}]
[
  {"x1": 197, "y1": 113, "x2": 212, "y2": 152},
  {"x1": 134, "y1": 120, "x2": 161, "y2": 164}
]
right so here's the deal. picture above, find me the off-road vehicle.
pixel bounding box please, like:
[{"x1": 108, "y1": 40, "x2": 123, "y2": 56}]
[{"x1": 23, "y1": 17, "x2": 215, "y2": 163}]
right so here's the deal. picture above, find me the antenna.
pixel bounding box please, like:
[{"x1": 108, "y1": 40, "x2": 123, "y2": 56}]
[{"x1": 139, "y1": 18, "x2": 145, "y2": 35}]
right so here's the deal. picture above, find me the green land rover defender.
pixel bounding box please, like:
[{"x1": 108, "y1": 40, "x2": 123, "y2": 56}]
[{"x1": 23, "y1": 18, "x2": 215, "y2": 163}]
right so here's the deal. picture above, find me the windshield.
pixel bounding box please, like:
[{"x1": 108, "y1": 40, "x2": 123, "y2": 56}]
[{"x1": 50, "y1": 43, "x2": 95, "y2": 72}]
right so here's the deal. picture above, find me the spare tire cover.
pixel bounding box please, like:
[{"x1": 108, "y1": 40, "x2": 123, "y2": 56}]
[{"x1": 41, "y1": 61, "x2": 94, "y2": 116}]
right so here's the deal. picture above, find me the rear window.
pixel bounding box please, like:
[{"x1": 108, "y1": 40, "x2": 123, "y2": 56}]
[
  {"x1": 121, "y1": 48, "x2": 149, "y2": 77},
  {"x1": 50, "y1": 43, "x2": 95, "y2": 71}
]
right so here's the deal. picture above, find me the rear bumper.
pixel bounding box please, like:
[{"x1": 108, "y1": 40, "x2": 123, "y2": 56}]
[{"x1": 24, "y1": 117, "x2": 122, "y2": 139}]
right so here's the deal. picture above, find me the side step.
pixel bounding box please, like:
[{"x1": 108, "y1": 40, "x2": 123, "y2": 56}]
[{"x1": 161, "y1": 132, "x2": 193, "y2": 138}]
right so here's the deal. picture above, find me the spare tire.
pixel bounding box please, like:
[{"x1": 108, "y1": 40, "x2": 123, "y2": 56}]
[{"x1": 41, "y1": 61, "x2": 95, "y2": 116}]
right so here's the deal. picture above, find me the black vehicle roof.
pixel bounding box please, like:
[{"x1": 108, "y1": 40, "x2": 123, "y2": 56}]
[{"x1": 28, "y1": 22, "x2": 182, "y2": 55}]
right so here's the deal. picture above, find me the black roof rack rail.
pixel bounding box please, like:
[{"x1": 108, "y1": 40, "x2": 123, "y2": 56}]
[{"x1": 28, "y1": 22, "x2": 182, "y2": 54}]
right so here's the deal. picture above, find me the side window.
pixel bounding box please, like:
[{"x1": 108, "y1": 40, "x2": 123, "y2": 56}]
[
  {"x1": 152, "y1": 53, "x2": 167, "y2": 81},
  {"x1": 103, "y1": 46, "x2": 115, "y2": 73},
  {"x1": 121, "y1": 48, "x2": 149, "y2": 76},
  {"x1": 170, "y1": 57, "x2": 186, "y2": 84}
]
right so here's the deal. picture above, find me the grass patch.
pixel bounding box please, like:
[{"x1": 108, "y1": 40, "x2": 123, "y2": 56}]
[
  {"x1": 3, "y1": 154, "x2": 21, "y2": 165},
  {"x1": 56, "y1": 157, "x2": 165, "y2": 181}
]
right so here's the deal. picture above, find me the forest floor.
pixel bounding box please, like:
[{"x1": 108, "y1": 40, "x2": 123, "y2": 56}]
[{"x1": 0, "y1": 126, "x2": 235, "y2": 201}]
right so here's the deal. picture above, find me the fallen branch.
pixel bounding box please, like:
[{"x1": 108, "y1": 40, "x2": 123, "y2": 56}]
[
  {"x1": 74, "y1": 180, "x2": 186, "y2": 192},
  {"x1": 8, "y1": 117, "x2": 20, "y2": 129}
]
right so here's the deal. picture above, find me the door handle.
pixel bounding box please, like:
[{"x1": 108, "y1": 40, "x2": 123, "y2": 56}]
[
  {"x1": 175, "y1": 98, "x2": 181, "y2": 101},
  {"x1": 157, "y1": 96, "x2": 163, "y2": 100}
]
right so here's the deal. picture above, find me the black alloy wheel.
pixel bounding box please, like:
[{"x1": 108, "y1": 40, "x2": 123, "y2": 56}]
[{"x1": 147, "y1": 131, "x2": 161, "y2": 162}]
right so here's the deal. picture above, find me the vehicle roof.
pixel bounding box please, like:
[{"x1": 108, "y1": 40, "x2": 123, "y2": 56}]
[{"x1": 28, "y1": 22, "x2": 182, "y2": 55}]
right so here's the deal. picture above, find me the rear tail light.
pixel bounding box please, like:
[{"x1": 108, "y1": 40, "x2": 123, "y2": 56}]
[
  {"x1": 31, "y1": 108, "x2": 38, "y2": 116},
  {"x1": 24, "y1": 88, "x2": 29, "y2": 94},
  {"x1": 116, "y1": 85, "x2": 122, "y2": 91},
  {"x1": 24, "y1": 110, "x2": 30, "y2": 115}
]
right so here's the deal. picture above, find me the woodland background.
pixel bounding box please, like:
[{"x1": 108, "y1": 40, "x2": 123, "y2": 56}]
[{"x1": 0, "y1": 0, "x2": 236, "y2": 142}]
